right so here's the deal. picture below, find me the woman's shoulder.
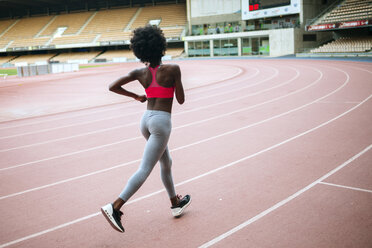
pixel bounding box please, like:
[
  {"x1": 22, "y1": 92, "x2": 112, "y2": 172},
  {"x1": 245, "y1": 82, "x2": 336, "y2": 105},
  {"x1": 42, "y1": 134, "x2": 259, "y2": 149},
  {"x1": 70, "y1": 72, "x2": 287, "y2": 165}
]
[
  {"x1": 128, "y1": 67, "x2": 148, "y2": 77},
  {"x1": 132, "y1": 67, "x2": 148, "y2": 74},
  {"x1": 161, "y1": 63, "x2": 180, "y2": 72}
]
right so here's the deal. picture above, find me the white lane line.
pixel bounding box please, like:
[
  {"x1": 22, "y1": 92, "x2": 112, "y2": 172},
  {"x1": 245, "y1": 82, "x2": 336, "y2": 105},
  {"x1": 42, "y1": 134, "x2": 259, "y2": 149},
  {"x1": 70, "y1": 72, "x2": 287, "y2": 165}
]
[
  {"x1": 0, "y1": 66, "x2": 308, "y2": 170},
  {"x1": 0, "y1": 212, "x2": 102, "y2": 248},
  {"x1": 319, "y1": 181, "x2": 372, "y2": 193},
  {"x1": 189, "y1": 66, "x2": 273, "y2": 102},
  {"x1": 0, "y1": 65, "x2": 278, "y2": 151},
  {"x1": 0, "y1": 65, "x2": 342, "y2": 198},
  {"x1": 198, "y1": 144, "x2": 371, "y2": 248},
  {"x1": 346, "y1": 65, "x2": 372, "y2": 75},
  {"x1": 0, "y1": 81, "x2": 369, "y2": 248},
  {"x1": 317, "y1": 101, "x2": 361, "y2": 104},
  {"x1": 181, "y1": 66, "x2": 259, "y2": 96},
  {"x1": 0, "y1": 64, "x2": 247, "y2": 131},
  {"x1": 0, "y1": 123, "x2": 139, "y2": 153},
  {"x1": 0, "y1": 158, "x2": 141, "y2": 200},
  {"x1": 0, "y1": 102, "x2": 136, "y2": 130},
  {"x1": 0, "y1": 109, "x2": 142, "y2": 140},
  {"x1": 0, "y1": 137, "x2": 142, "y2": 172},
  {"x1": 0, "y1": 65, "x2": 262, "y2": 140}
]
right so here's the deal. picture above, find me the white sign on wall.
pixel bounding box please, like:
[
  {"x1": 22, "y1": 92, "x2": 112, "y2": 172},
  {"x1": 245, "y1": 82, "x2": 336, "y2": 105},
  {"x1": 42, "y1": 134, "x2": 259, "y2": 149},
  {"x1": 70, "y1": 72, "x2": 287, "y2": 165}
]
[
  {"x1": 242, "y1": 0, "x2": 300, "y2": 20},
  {"x1": 191, "y1": 0, "x2": 241, "y2": 17}
]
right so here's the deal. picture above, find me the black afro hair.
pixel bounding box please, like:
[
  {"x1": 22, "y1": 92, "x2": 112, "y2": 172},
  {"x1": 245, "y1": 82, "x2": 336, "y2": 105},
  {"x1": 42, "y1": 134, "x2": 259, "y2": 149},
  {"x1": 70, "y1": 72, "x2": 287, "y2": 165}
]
[{"x1": 130, "y1": 25, "x2": 167, "y2": 66}]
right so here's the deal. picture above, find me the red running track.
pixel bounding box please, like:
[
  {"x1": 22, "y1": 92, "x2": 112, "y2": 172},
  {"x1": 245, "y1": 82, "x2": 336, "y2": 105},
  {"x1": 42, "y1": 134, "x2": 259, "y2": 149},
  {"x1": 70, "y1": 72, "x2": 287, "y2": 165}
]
[{"x1": 0, "y1": 59, "x2": 371, "y2": 248}]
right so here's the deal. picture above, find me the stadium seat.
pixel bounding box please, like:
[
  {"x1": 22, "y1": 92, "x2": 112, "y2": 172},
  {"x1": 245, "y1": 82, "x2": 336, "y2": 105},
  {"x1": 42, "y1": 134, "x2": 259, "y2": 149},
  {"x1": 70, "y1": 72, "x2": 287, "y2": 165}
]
[
  {"x1": 318, "y1": 0, "x2": 371, "y2": 24},
  {"x1": 310, "y1": 36, "x2": 372, "y2": 53}
]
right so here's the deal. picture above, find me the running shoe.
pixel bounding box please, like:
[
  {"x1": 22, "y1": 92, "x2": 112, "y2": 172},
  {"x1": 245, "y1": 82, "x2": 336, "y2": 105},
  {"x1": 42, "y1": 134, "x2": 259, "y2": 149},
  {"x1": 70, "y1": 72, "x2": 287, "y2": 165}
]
[
  {"x1": 101, "y1": 203, "x2": 125, "y2": 232},
  {"x1": 171, "y1": 194, "x2": 191, "y2": 217}
]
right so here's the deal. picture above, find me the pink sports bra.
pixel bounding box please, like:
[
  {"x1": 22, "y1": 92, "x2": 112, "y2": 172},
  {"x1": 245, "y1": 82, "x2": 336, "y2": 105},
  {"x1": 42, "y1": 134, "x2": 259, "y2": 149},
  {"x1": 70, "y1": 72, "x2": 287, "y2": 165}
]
[{"x1": 145, "y1": 65, "x2": 175, "y2": 98}]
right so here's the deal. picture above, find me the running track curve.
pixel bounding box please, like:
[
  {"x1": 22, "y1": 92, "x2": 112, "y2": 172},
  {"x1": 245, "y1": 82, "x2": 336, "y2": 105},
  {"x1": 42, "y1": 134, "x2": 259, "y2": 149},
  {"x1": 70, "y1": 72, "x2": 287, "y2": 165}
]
[{"x1": 0, "y1": 59, "x2": 371, "y2": 248}]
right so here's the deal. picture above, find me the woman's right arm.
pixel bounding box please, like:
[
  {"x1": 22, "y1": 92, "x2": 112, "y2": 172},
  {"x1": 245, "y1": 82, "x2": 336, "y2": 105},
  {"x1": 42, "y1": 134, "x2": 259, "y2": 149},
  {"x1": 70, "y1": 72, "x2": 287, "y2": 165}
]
[
  {"x1": 174, "y1": 65, "x2": 185, "y2": 104},
  {"x1": 109, "y1": 69, "x2": 147, "y2": 102}
]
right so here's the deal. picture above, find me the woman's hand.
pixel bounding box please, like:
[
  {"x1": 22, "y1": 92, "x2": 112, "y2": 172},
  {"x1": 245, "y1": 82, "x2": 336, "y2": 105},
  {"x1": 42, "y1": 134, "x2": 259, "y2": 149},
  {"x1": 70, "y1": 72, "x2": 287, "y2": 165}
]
[{"x1": 135, "y1": 95, "x2": 147, "y2": 103}]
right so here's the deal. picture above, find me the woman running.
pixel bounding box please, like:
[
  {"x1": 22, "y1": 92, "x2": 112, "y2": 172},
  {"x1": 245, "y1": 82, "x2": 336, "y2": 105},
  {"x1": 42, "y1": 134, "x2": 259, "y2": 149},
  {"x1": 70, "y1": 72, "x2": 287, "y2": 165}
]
[{"x1": 101, "y1": 25, "x2": 191, "y2": 233}]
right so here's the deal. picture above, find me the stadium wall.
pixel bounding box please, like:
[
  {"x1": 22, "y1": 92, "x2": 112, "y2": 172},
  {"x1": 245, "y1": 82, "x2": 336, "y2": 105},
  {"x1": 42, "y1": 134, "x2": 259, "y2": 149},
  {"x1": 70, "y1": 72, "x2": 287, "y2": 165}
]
[
  {"x1": 189, "y1": 0, "x2": 241, "y2": 25},
  {"x1": 184, "y1": 28, "x2": 297, "y2": 57}
]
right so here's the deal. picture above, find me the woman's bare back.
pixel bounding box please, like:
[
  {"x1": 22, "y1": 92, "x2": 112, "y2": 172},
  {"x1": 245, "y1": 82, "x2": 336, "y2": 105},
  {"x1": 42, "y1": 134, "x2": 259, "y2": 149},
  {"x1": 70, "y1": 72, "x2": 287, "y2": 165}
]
[{"x1": 136, "y1": 64, "x2": 184, "y2": 113}]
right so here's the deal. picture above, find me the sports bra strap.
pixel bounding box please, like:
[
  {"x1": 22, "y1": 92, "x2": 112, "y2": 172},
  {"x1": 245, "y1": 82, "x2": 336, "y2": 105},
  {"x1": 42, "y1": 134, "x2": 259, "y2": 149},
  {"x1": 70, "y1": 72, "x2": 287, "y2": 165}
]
[
  {"x1": 145, "y1": 65, "x2": 175, "y2": 98},
  {"x1": 148, "y1": 65, "x2": 161, "y2": 87}
]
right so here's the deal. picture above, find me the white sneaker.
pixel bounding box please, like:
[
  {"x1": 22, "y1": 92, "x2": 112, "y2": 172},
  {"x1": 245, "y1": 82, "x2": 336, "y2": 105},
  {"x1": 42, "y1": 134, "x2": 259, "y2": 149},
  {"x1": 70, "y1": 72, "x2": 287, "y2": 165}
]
[
  {"x1": 171, "y1": 195, "x2": 191, "y2": 217},
  {"x1": 101, "y1": 203, "x2": 125, "y2": 232}
]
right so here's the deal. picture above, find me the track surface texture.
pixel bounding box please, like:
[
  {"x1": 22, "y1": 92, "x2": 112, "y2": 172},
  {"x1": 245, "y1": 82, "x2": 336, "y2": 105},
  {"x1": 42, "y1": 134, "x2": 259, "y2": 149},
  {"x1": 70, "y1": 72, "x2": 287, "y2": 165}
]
[{"x1": 0, "y1": 59, "x2": 371, "y2": 248}]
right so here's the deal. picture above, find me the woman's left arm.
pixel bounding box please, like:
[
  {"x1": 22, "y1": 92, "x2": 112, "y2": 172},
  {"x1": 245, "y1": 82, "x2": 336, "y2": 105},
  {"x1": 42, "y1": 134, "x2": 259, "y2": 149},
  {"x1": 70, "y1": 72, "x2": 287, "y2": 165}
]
[
  {"x1": 109, "y1": 69, "x2": 147, "y2": 102},
  {"x1": 173, "y1": 65, "x2": 185, "y2": 104}
]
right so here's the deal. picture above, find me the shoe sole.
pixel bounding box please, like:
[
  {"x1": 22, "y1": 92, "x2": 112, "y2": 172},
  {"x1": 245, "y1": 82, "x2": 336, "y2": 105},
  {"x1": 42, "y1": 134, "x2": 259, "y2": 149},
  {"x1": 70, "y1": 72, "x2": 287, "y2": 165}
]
[
  {"x1": 101, "y1": 205, "x2": 125, "y2": 233},
  {"x1": 172, "y1": 198, "x2": 192, "y2": 217}
]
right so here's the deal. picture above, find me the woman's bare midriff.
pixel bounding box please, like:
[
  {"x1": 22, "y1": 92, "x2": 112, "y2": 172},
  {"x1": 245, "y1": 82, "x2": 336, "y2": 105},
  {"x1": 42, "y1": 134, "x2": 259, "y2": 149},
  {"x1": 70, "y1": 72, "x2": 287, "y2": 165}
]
[{"x1": 147, "y1": 98, "x2": 174, "y2": 113}]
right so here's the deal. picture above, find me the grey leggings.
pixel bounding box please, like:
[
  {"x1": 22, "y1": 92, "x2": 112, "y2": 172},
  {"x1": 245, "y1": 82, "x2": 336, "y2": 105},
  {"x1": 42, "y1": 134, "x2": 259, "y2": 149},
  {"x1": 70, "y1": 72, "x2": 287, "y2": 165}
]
[{"x1": 119, "y1": 110, "x2": 176, "y2": 202}]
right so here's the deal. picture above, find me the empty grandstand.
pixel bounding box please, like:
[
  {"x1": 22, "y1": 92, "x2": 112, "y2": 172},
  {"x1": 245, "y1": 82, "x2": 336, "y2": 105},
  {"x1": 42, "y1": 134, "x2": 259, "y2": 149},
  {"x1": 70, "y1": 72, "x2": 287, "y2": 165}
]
[
  {"x1": 94, "y1": 49, "x2": 137, "y2": 62},
  {"x1": 0, "y1": 16, "x2": 53, "y2": 49},
  {"x1": 312, "y1": 0, "x2": 372, "y2": 25},
  {"x1": 11, "y1": 53, "x2": 56, "y2": 65},
  {"x1": 311, "y1": 36, "x2": 372, "y2": 53},
  {"x1": 0, "y1": 4, "x2": 186, "y2": 49},
  {"x1": 51, "y1": 51, "x2": 101, "y2": 63},
  {"x1": 0, "y1": 0, "x2": 186, "y2": 67},
  {"x1": 0, "y1": 55, "x2": 15, "y2": 65},
  {"x1": 305, "y1": 0, "x2": 372, "y2": 56}
]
